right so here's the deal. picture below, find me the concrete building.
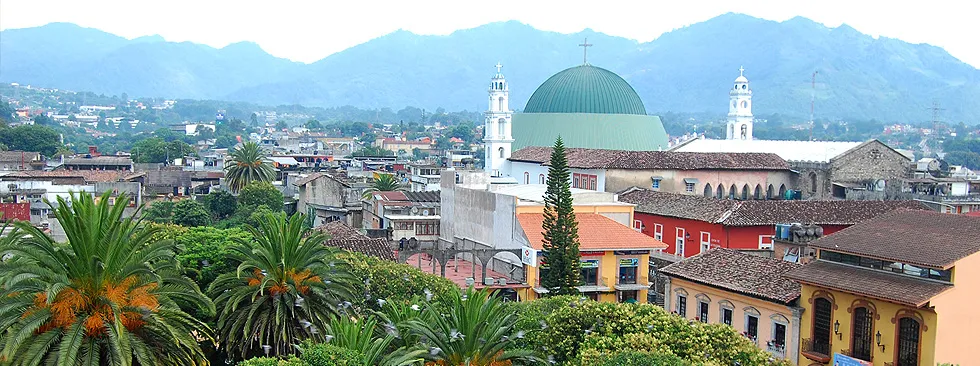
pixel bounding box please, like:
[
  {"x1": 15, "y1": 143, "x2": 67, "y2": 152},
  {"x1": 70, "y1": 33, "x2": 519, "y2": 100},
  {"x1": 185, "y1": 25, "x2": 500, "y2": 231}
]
[
  {"x1": 361, "y1": 190, "x2": 440, "y2": 245},
  {"x1": 407, "y1": 164, "x2": 441, "y2": 192},
  {"x1": 294, "y1": 172, "x2": 371, "y2": 227},
  {"x1": 0, "y1": 151, "x2": 44, "y2": 171}
]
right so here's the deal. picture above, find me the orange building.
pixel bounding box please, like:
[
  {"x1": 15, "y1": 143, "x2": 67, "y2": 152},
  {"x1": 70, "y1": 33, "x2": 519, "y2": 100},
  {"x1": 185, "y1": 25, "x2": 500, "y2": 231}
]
[{"x1": 785, "y1": 209, "x2": 980, "y2": 366}]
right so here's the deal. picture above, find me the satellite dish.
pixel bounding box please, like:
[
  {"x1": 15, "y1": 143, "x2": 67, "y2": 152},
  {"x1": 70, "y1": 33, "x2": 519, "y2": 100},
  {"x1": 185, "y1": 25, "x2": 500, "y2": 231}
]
[
  {"x1": 874, "y1": 180, "x2": 886, "y2": 191},
  {"x1": 422, "y1": 209, "x2": 430, "y2": 216},
  {"x1": 411, "y1": 207, "x2": 419, "y2": 214}
]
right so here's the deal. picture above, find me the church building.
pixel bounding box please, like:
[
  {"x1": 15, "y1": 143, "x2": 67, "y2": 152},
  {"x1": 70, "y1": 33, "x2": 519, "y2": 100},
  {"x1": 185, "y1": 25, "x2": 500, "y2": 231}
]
[{"x1": 483, "y1": 51, "x2": 669, "y2": 178}]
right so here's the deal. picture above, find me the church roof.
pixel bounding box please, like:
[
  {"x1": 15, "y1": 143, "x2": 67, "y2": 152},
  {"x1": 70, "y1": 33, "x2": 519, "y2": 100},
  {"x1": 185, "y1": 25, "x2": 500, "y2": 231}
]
[
  {"x1": 671, "y1": 138, "x2": 864, "y2": 163},
  {"x1": 523, "y1": 65, "x2": 646, "y2": 115},
  {"x1": 509, "y1": 147, "x2": 789, "y2": 171}
]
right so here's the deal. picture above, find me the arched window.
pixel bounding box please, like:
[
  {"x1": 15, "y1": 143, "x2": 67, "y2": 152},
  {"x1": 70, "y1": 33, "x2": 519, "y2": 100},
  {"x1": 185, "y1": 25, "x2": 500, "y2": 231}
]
[
  {"x1": 716, "y1": 185, "x2": 724, "y2": 199},
  {"x1": 897, "y1": 317, "x2": 921, "y2": 366},
  {"x1": 498, "y1": 97, "x2": 505, "y2": 112},
  {"x1": 740, "y1": 124, "x2": 748, "y2": 139},
  {"x1": 498, "y1": 147, "x2": 505, "y2": 159},
  {"x1": 704, "y1": 183, "x2": 713, "y2": 197},
  {"x1": 767, "y1": 184, "x2": 775, "y2": 199},
  {"x1": 539, "y1": 174, "x2": 545, "y2": 184},
  {"x1": 851, "y1": 307, "x2": 874, "y2": 360},
  {"x1": 741, "y1": 184, "x2": 750, "y2": 200},
  {"x1": 754, "y1": 184, "x2": 762, "y2": 200},
  {"x1": 809, "y1": 172, "x2": 818, "y2": 193},
  {"x1": 523, "y1": 172, "x2": 529, "y2": 184},
  {"x1": 498, "y1": 118, "x2": 506, "y2": 136},
  {"x1": 811, "y1": 297, "x2": 833, "y2": 355},
  {"x1": 728, "y1": 184, "x2": 737, "y2": 199},
  {"x1": 778, "y1": 184, "x2": 787, "y2": 199}
]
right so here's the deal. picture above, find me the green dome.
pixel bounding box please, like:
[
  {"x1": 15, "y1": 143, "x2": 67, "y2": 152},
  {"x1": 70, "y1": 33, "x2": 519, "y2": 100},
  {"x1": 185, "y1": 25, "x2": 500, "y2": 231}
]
[{"x1": 523, "y1": 65, "x2": 646, "y2": 115}]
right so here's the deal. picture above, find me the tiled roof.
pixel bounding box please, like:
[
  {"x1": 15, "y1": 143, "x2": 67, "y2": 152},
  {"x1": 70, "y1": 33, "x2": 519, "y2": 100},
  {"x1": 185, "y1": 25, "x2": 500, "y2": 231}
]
[
  {"x1": 619, "y1": 189, "x2": 928, "y2": 226},
  {"x1": 0, "y1": 151, "x2": 42, "y2": 163},
  {"x1": 65, "y1": 156, "x2": 132, "y2": 166},
  {"x1": 403, "y1": 191, "x2": 440, "y2": 202},
  {"x1": 661, "y1": 248, "x2": 801, "y2": 304},
  {"x1": 808, "y1": 209, "x2": 980, "y2": 268},
  {"x1": 315, "y1": 221, "x2": 366, "y2": 240},
  {"x1": 784, "y1": 260, "x2": 952, "y2": 307},
  {"x1": 509, "y1": 146, "x2": 789, "y2": 170},
  {"x1": 6, "y1": 170, "x2": 128, "y2": 183},
  {"x1": 315, "y1": 221, "x2": 395, "y2": 261},
  {"x1": 518, "y1": 213, "x2": 667, "y2": 251}
]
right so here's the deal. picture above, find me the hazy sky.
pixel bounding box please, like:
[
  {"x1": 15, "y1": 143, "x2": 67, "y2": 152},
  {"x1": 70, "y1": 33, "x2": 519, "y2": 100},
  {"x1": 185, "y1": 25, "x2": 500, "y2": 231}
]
[{"x1": 2, "y1": 0, "x2": 977, "y2": 68}]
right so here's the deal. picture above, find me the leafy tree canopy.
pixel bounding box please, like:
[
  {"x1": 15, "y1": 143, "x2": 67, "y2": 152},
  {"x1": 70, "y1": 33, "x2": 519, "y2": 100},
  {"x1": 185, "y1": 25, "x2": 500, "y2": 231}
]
[
  {"x1": 172, "y1": 198, "x2": 212, "y2": 227},
  {"x1": 238, "y1": 181, "x2": 284, "y2": 212},
  {"x1": 0, "y1": 124, "x2": 62, "y2": 156}
]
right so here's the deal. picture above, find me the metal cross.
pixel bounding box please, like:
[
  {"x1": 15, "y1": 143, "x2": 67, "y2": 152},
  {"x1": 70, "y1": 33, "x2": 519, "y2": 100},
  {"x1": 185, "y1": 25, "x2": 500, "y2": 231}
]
[
  {"x1": 495, "y1": 62, "x2": 502, "y2": 73},
  {"x1": 739, "y1": 65, "x2": 745, "y2": 76},
  {"x1": 579, "y1": 38, "x2": 593, "y2": 64}
]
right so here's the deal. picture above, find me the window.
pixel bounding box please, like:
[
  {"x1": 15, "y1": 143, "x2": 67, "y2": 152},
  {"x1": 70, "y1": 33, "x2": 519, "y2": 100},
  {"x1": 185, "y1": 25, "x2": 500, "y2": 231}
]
[
  {"x1": 699, "y1": 232, "x2": 711, "y2": 254},
  {"x1": 571, "y1": 173, "x2": 598, "y2": 190},
  {"x1": 698, "y1": 301, "x2": 709, "y2": 323},
  {"x1": 651, "y1": 178, "x2": 661, "y2": 189},
  {"x1": 820, "y1": 250, "x2": 952, "y2": 281},
  {"x1": 741, "y1": 184, "x2": 750, "y2": 200},
  {"x1": 759, "y1": 235, "x2": 773, "y2": 250},
  {"x1": 676, "y1": 294, "x2": 687, "y2": 317},
  {"x1": 746, "y1": 314, "x2": 759, "y2": 341},
  {"x1": 897, "y1": 317, "x2": 920, "y2": 366},
  {"x1": 632, "y1": 220, "x2": 642, "y2": 232},
  {"x1": 589, "y1": 175, "x2": 597, "y2": 190},
  {"x1": 811, "y1": 298, "x2": 833, "y2": 355},
  {"x1": 716, "y1": 185, "x2": 724, "y2": 199},
  {"x1": 498, "y1": 118, "x2": 505, "y2": 136},
  {"x1": 498, "y1": 147, "x2": 504, "y2": 158},
  {"x1": 415, "y1": 222, "x2": 439, "y2": 235},
  {"x1": 722, "y1": 308, "x2": 733, "y2": 326},
  {"x1": 685, "y1": 182, "x2": 695, "y2": 192},
  {"x1": 618, "y1": 258, "x2": 638, "y2": 284},
  {"x1": 772, "y1": 322, "x2": 787, "y2": 348},
  {"x1": 704, "y1": 183, "x2": 712, "y2": 197},
  {"x1": 675, "y1": 228, "x2": 686, "y2": 257},
  {"x1": 653, "y1": 224, "x2": 663, "y2": 241},
  {"x1": 851, "y1": 307, "x2": 874, "y2": 361},
  {"x1": 580, "y1": 260, "x2": 599, "y2": 286},
  {"x1": 573, "y1": 174, "x2": 581, "y2": 188},
  {"x1": 810, "y1": 172, "x2": 818, "y2": 193},
  {"x1": 539, "y1": 174, "x2": 545, "y2": 184},
  {"x1": 729, "y1": 184, "x2": 737, "y2": 199},
  {"x1": 754, "y1": 184, "x2": 762, "y2": 199},
  {"x1": 523, "y1": 172, "x2": 529, "y2": 184}
]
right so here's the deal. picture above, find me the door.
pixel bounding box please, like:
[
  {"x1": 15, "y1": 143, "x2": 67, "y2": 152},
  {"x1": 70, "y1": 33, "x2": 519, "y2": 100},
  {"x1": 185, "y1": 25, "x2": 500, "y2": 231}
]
[{"x1": 851, "y1": 307, "x2": 873, "y2": 360}]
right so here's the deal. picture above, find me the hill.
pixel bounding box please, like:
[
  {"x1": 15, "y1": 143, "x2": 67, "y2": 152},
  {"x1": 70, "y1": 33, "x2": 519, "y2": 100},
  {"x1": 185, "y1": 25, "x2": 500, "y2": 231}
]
[{"x1": 2, "y1": 14, "x2": 978, "y2": 122}]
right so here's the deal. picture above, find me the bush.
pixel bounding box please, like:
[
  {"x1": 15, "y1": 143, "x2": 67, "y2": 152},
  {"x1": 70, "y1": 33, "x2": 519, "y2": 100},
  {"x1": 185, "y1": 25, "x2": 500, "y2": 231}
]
[
  {"x1": 175, "y1": 226, "x2": 252, "y2": 290},
  {"x1": 238, "y1": 181, "x2": 284, "y2": 212},
  {"x1": 237, "y1": 357, "x2": 306, "y2": 366},
  {"x1": 300, "y1": 343, "x2": 364, "y2": 366},
  {"x1": 582, "y1": 350, "x2": 687, "y2": 366},
  {"x1": 336, "y1": 251, "x2": 459, "y2": 311},
  {"x1": 173, "y1": 198, "x2": 212, "y2": 227}
]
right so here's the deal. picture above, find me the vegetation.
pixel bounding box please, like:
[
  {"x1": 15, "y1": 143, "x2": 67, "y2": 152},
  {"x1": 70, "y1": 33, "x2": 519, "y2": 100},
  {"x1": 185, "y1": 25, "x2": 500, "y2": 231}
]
[
  {"x1": 172, "y1": 198, "x2": 212, "y2": 227},
  {"x1": 225, "y1": 141, "x2": 276, "y2": 193},
  {"x1": 144, "y1": 199, "x2": 176, "y2": 223},
  {"x1": 238, "y1": 181, "x2": 285, "y2": 212},
  {"x1": 204, "y1": 189, "x2": 238, "y2": 220},
  {"x1": 362, "y1": 173, "x2": 403, "y2": 199},
  {"x1": 0, "y1": 192, "x2": 214, "y2": 365},
  {"x1": 131, "y1": 137, "x2": 196, "y2": 163},
  {"x1": 174, "y1": 226, "x2": 252, "y2": 290},
  {"x1": 540, "y1": 137, "x2": 582, "y2": 295},
  {"x1": 209, "y1": 212, "x2": 353, "y2": 359},
  {"x1": 0, "y1": 124, "x2": 62, "y2": 156}
]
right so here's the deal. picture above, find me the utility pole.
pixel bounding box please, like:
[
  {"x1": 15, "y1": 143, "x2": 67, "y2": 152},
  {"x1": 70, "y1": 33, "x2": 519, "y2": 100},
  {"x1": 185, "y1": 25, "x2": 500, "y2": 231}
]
[
  {"x1": 928, "y1": 101, "x2": 944, "y2": 134},
  {"x1": 810, "y1": 71, "x2": 818, "y2": 141}
]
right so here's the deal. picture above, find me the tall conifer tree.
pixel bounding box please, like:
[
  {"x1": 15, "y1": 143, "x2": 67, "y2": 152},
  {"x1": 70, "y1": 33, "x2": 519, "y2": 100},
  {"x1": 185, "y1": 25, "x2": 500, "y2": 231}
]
[{"x1": 539, "y1": 136, "x2": 582, "y2": 295}]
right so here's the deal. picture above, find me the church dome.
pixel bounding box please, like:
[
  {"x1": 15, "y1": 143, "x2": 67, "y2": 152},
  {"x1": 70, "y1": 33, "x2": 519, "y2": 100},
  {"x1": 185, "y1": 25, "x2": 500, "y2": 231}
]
[
  {"x1": 735, "y1": 75, "x2": 748, "y2": 83},
  {"x1": 523, "y1": 65, "x2": 646, "y2": 115}
]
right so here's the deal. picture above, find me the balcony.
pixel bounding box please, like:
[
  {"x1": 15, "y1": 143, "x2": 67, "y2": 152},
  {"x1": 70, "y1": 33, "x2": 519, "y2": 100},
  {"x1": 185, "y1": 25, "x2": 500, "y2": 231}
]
[
  {"x1": 577, "y1": 276, "x2": 611, "y2": 293},
  {"x1": 615, "y1": 275, "x2": 650, "y2": 291},
  {"x1": 801, "y1": 338, "x2": 831, "y2": 363},
  {"x1": 766, "y1": 341, "x2": 786, "y2": 360}
]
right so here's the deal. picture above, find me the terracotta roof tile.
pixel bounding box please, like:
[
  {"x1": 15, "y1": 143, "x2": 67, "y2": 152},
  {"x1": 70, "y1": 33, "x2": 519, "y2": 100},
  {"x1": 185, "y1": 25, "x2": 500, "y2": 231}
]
[
  {"x1": 7, "y1": 170, "x2": 128, "y2": 183},
  {"x1": 619, "y1": 189, "x2": 928, "y2": 226},
  {"x1": 784, "y1": 260, "x2": 952, "y2": 307},
  {"x1": 509, "y1": 147, "x2": 789, "y2": 170},
  {"x1": 315, "y1": 221, "x2": 367, "y2": 240},
  {"x1": 518, "y1": 213, "x2": 667, "y2": 251},
  {"x1": 315, "y1": 221, "x2": 395, "y2": 261},
  {"x1": 808, "y1": 209, "x2": 980, "y2": 268},
  {"x1": 661, "y1": 248, "x2": 801, "y2": 304}
]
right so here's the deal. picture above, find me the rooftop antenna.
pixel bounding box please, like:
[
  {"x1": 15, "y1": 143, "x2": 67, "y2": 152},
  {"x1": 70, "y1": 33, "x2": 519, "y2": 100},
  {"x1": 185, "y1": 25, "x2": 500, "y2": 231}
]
[
  {"x1": 928, "y1": 100, "x2": 944, "y2": 134},
  {"x1": 809, "y1": 71, "x2": 818, "y2": 141}
]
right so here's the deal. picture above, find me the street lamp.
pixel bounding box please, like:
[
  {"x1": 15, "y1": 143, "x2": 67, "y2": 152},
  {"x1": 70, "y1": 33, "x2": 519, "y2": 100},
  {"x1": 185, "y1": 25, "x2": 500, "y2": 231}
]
[
  {"x1": 833, "y1": 320, "x2": 842, "y2": 340},
  {"x1": 876, "y1": 331, "x2": 886, "y2": 352}
]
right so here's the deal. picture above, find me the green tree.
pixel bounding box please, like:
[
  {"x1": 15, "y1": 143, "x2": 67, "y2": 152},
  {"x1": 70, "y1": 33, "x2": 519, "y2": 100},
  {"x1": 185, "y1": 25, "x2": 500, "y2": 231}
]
[
  {"x1": 131, "y1": 137, "x2": 195, "y2": 163},
  {"x1": 32, "y1": 114, "x2": 53, "y2": 126},
  {"x1": 305, "y1": 119, "x2": 323, "y2": 130},
  {"x1": 238, "y1": 181, "x2": 284, "y2": 212},
  {"x1": 204, "y1": 189, "x2": 237, "y2": 220},
  {"x1": 361, "y1": 173, "x2": 403, "y2": 199},
  {"x1": 539, "y1": 137, "x2": 582, "y2": 295},
  {"x1": 250, "y1": 112, "x2": 259, "y2": 127},
  {"x1": 276, "y1": 120, "x2": 288, "y2": 130},
  {"x1": 0, "y1": 124, "x2": 62, "y2": 156},
  {"x1": 175, "y1": 227, "x2": 251, "y2": 291},
  {"x1": 172, "y1": 198, "x2": 212, "y2": 227},
  {"x1": 319, "y1": 317, "x2": 425, "y2": 366},
  {"x1": 54, "y1": 145, "x2": 74, "y2": 159},
  {"x1": 224, "y1": 141, "x2": 276, "y2": 193},
  {"x1": 406, "y1": 287, "x2": 540, "y2": 365},
  {"x1": 144, "y1": 200, "x2": 176, "y2": 223},
  {"x1": 0, "y1": 100, "x2": 15, "y2": 124},
  {"x1": 209, "y1": 212, "x2": 354, "y2": 359},
  {"x1": 0, "y1": 191, "x2": 214, "y2": 365}
]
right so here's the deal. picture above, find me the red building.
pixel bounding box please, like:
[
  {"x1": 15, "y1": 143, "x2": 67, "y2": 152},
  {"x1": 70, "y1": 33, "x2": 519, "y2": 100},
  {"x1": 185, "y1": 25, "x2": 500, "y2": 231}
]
[
  {"x1": 0, "y1": 202, "x2": 31, "y2": 221},
  {"x1": 619, "y1": 188, "x2": 927, "y2": 258}
]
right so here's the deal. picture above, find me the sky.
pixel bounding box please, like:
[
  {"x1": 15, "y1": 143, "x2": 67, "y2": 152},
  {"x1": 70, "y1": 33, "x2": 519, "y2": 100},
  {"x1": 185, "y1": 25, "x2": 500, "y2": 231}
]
[{"x1": 1, "y1": 0, "x2": 977, "y2": 68}]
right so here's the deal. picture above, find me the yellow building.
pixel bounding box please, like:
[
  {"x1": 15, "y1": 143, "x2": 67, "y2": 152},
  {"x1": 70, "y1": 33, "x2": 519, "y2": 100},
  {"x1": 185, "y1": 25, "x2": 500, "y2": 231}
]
[
  {"x1": 785, "y1": 209, "x2": 980, "y2": 366},
  {"x1": 517, "y1": 212, "x2": 667, "y2": 303},
  {"x1": 661, "y1": 248, "x2": 804, "y2": 364}
]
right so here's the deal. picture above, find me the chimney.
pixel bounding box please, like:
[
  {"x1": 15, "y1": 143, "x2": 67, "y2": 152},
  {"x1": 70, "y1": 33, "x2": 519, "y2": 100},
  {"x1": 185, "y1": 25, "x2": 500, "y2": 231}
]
[{"x1": 88, "y1": 146, "x2": 100, "y2": 157}]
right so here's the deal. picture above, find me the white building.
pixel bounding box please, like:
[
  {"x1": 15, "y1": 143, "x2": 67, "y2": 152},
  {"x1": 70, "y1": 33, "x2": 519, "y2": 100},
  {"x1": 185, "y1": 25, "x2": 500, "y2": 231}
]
[
  {"x1": 726, "y1": 66, "x2": 754, "y2": 140},
  {"x1": 483, "y1": 63, "x2": 513, "y2": 177}
]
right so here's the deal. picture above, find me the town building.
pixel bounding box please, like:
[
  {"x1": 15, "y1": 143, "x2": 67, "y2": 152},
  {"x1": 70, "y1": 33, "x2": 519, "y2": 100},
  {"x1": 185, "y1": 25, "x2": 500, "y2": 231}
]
[
  {"x1": 407, "y1": 164, "x2": 441, "y2": 192},
  {"x1": 672, "y1": 69, "x2": 911, "y2": 200},
  {"x1": 661, "y1": 249, "x2": 802, "y2": 364},
  {"x1": 294, "y1": 171, "x2": 371, "y2": 227},
  {"x1": 785, "y1": 210, "x2": 980, "y2": 366},
  {"x1": 619, "y1": 189, "x2": 926, "y2": 258},
  {"x1": 361, "y1": 190, "x2": 441, "y2": 245},
  {"x1": 507, "y1": 146, "x2": 793, "y2": 195},
  {"x1": 63, "y1": 150, "x2": 133, "y2": 171},
  {"x1": 482, "y1": 60, "x2": 670, "y2": 178},
  {"x1": 171, "y1": 123, "x2": 216, "y2": 136},
  {"x1": 0, "y1": 170, "x2": 142, "y2": 221},
  {"x1": 0, "y1": 151, "x2": 44, "y2": 171}
]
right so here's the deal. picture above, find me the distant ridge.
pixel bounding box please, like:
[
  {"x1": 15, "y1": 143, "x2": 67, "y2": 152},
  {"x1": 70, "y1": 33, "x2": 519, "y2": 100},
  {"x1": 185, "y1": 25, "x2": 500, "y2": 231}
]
[{"x1": 2, "y1": 14, "x2": 978, "y2": 122}]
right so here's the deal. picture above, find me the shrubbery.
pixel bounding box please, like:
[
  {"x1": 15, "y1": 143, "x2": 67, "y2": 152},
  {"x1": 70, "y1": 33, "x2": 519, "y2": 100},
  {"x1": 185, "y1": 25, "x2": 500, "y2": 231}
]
[
  {"x1": 238, "y1": 357, "x2": 306, "y2": 366},
  {"x1": 336, "y1": 251, "x2": 459, "y2": 311}
]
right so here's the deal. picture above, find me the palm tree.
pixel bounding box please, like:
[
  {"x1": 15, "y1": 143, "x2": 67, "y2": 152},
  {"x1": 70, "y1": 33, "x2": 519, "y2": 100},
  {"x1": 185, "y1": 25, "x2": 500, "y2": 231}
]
[
  {"x1": 0, "y1": 191, "x2": 214, "y2": 366},
  {"x1": 224, "y1": 141, "x2": 276, "y2": 193},
  {"x1": 406, "y1": 287, "x2": 540, "y2": 366},
  {"x1": 54, "y1": 145, "x2": 74, "y2": 159},
  {"x1": 209, "y1": 212, "x2": 354, "y2": 360},
  {"x1": 362, "y1": 173, "x2": 403, "y2": 199},
  {"x1": 318, "y1": 316, "x2": 425, "y2": 366}
]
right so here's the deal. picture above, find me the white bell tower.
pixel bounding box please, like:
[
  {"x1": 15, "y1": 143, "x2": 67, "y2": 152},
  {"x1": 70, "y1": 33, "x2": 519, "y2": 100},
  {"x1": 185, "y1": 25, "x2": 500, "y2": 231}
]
[
  {"x1": 727, "y1": 66, "x2": 754, "y2": 140},
  {"x1": 484, "y1": 62, "x2": 513, "y2": 177}
]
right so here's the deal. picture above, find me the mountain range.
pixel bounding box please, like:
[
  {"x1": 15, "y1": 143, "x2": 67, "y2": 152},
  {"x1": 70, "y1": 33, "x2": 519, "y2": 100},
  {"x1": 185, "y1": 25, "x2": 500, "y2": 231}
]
[{"x1": 2, "y1": 13, "x2": 979, "y2": 123}]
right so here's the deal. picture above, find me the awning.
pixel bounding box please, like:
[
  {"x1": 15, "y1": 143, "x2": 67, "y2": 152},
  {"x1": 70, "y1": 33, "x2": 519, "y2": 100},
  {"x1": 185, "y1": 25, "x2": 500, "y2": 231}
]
[
  {"x1": 683, "y1": 178, "x2": 699, "y2": 184},
  {"x1": 650, "y1": 176, "x2": 664, "y2": 181}
]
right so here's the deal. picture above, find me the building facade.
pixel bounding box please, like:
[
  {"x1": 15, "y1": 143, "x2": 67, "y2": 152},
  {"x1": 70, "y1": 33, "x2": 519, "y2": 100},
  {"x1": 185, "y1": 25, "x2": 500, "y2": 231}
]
[{"x1": 483, "y1": 63, "x2": 514, "y2": 177}]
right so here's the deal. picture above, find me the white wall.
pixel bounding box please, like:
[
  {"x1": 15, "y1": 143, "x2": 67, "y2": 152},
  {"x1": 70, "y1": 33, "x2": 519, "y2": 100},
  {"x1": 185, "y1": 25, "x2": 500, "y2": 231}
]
[{"x1": 509, "y1": 161, "x2": 606, "y2": 191}]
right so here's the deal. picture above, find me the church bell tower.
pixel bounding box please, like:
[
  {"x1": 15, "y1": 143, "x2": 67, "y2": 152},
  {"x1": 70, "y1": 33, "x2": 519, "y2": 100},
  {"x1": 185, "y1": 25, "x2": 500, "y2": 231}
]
[
  {"x1": 484, "y1": 63, "x2": 513, "y2": 177},
  {"x1": 727, "y1": 66, "x2": 754, "y2": 140}
]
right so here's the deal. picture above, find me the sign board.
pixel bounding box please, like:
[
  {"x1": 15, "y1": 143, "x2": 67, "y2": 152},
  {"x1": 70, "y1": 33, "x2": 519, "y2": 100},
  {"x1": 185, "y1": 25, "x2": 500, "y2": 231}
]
[
  {"x1": 580, "y1": 259, "x2": 600, "y2": 269},
  {"x1": 521, "y1": 246, "x2": 537, "y2": 267},
  {"x1": 832, "y1": 354, "x2": 872, "y2": 366},
  {"x1": 619, "y1": 258, "x2": 639, "y2": 267},
  {"x1": 613, "y1": 250, "x2": 649, "y2": 255}
]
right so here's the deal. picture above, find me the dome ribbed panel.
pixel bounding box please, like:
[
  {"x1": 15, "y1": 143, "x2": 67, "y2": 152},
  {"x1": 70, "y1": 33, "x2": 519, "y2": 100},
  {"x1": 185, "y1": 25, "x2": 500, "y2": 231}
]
[{"x1": 523, "y1": 65, "x2": 646, "y2": 115}]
